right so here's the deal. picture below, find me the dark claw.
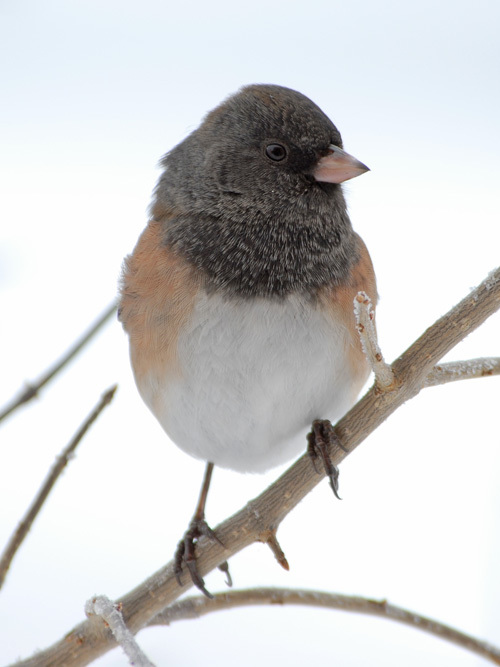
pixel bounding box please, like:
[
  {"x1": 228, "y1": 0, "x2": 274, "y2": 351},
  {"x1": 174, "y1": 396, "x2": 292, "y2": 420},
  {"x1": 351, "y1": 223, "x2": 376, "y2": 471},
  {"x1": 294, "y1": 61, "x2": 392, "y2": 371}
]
[
  {"x1": 186, "y1": 556, "x2": 214, "y2": 599},
  {"x1": 218, "y1": 560, "x2": 232, "y2": 587},
  {"x1": 327, "y1": 464, "x2": 341, "y2": 500},
  {"x1": 307, "y1": 419, "x2": 343, "y2": 499},
  {"x1": 174, "y1": 517, "x2": 230, "y2": 598}
]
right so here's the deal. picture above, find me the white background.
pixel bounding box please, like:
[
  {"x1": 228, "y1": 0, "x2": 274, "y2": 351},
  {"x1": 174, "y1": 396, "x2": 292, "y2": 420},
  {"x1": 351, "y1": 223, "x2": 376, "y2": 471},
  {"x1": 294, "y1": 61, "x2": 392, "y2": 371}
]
[{"x1": 1, "y1": 1, "x2": 499, "y2": 665}]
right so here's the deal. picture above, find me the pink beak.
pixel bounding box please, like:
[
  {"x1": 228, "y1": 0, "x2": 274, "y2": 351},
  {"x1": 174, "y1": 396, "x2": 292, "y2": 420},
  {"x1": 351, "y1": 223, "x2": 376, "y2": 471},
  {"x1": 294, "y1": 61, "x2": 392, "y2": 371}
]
[{"x1": 313, "y1": 144, "x2": 369, "y2": 184}]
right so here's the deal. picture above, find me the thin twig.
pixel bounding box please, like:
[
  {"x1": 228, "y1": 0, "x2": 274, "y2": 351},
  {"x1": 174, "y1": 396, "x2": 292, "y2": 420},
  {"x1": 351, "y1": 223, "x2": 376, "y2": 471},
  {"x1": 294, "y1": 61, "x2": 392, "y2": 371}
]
[
  {"x1": 0, "y1": 386, "x2": 117, "y2": 590},
  {"x1": 354, "y1": 291, "x2": 394, "y2": 390},
  {"x1": 86, "y1": 595, "x2": 155, "y2": 667},
  {"x1": 425, "y1": 357, "x2": 500, "y2": 387},
  {"x1": 11, "y1": 265, "x2": 500, "y2": 666},
  {"x1": 150, "y1": 587, "x2": 500, "y2": 665},
  {"x1": 0, "y1": 302, "x2": 117, "y2": 424}
]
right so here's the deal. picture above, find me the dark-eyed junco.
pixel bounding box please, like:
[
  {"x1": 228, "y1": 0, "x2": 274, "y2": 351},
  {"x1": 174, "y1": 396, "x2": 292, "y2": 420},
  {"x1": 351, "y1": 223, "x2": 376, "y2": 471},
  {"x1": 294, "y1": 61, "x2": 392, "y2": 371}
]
[{"x1": 119, "y1": 84, "x2": 377, "y2": 596}]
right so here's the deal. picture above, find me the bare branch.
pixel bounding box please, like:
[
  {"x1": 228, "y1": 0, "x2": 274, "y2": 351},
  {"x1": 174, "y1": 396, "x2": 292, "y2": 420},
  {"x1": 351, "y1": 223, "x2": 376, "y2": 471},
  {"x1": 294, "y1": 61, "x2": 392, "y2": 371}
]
[
  {"x1": 11, "y1": 265, "x2": 500, "y2": 666},
  {"x1": 354, "y1": 291, "x2": 500, "y2": 390},
  {"x1": 424, "y1": 357, "x2": 500, "y2": 387},
  {"x1": 150, "y1": 588, "x2": 500, "y2": 665},
  {"x1": 86, "y1": 596, "x2": 155, "y2": 667},
  {"x1": 0, "y1": 386, "x2": 117, "y2": 590},
  {"x1": 0, "y1": 302, "x2": 117, "y2": 424},
  {"x1": 354, "y1": 291, "x2": 395, "y2": 390}
]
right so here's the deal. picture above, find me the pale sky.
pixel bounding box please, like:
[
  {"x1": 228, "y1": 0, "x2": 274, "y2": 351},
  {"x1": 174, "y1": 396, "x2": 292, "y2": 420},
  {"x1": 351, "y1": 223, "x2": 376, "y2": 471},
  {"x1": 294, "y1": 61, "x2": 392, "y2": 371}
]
[{"x1": 1, "y1": 1, "x2": 499, "y2": 665}]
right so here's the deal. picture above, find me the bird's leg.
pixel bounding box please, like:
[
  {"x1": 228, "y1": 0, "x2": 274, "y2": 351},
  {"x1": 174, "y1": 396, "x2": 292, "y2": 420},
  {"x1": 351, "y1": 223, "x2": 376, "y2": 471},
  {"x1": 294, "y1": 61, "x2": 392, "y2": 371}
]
[
  {"x1": 307, "y1": 419, "x2": 344, "y2": 499},
  {"x1": 174, "y1": 462, "x2": 231, "y2": 598}
]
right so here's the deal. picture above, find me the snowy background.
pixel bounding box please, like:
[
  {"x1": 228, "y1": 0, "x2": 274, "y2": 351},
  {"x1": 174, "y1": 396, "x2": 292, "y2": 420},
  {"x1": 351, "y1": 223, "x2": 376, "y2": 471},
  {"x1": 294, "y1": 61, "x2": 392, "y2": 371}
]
[{"x1": 1, "y1": 1, "x2": 499, "y2": 665}]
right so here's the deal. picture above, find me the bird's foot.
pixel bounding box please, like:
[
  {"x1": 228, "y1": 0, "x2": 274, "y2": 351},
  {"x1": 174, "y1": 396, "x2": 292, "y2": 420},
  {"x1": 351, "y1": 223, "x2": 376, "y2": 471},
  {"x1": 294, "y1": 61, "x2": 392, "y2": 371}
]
[
  {"x1": 307, "y1": 419, "x2": 344, "y2": 499},
  {"x1": 174, "y1": 516, "x2": 231, "y2": 599}
]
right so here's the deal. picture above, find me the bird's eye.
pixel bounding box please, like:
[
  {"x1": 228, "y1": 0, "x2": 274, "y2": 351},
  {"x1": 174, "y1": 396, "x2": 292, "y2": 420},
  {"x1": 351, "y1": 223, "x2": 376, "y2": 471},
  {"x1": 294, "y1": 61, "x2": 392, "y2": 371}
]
[{"x1": 265, "y1": 143, "x2": 287, "y2": 162}]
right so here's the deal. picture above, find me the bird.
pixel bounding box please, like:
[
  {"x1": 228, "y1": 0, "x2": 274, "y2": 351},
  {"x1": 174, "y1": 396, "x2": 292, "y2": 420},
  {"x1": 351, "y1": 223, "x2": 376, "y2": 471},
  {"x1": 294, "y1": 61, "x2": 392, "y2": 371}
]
[{"x1": 119, "y1": 83, "x2": 377, "y2": 597}]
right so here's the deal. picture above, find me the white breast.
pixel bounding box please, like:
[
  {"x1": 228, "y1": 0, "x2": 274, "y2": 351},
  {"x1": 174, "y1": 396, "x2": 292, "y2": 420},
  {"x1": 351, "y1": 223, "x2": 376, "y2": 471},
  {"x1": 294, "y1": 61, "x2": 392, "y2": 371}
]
[{"x1": 139, "y1": 292, "x2": 365, "y2": 473}]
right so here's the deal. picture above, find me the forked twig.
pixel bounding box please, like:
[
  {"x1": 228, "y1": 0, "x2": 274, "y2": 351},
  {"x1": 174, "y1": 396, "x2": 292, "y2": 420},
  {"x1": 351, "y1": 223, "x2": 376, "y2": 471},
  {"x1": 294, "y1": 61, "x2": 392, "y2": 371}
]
[{"x1": 354, "y1": 293, "x2": 500, "y2": 389}]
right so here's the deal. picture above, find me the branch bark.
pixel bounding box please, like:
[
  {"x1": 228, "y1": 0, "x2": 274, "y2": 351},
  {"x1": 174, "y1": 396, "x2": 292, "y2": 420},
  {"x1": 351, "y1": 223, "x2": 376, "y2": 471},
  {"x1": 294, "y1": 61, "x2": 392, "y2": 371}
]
[{"x1": 12, "y1": 265, "x2": 500, "y2": 666}]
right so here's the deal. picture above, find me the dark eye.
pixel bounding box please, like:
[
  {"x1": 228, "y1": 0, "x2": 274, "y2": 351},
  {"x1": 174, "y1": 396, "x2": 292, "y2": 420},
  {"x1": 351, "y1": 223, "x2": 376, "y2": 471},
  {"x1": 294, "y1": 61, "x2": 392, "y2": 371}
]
[{"x1": 265, "y1": 143, "x2": 287, "y2": 161}]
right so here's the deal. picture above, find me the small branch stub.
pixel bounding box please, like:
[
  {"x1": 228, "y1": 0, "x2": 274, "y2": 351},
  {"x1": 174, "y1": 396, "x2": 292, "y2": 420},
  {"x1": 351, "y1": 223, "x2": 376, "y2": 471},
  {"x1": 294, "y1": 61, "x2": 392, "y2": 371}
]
[
  {"x1": 354, "y1": 292, "x2": 394, "y2": 391},
  {"x1": 259, "y1": 529, "x2": 290, "y2": 571}
]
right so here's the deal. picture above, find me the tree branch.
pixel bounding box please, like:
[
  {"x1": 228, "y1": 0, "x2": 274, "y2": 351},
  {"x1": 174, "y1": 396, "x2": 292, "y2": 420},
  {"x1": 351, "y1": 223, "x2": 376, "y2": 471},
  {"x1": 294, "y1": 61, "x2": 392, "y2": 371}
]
[
  {"x1": 0, "y1": 302, "x2": 117, "y2": 424},
  {"x1": 150, "y1": 587, "x2": 500, "y2": 665},
  {"x1": 12, "y1": 265, "x2": 500, "y2": 666},
  {"x1": 0, "y1": 386, "x2": 117, "y2": 590},
  {"x1": 86, "y1": 596, "x2": 155, "y2": 667},
  {"x1": 354, "y1": 294, "x2": 500, "y2": 389},
  {"x1": 424, "y1": 357, "x2": 500, "y2": 387},
  {"x1": 354, "y1": 291, "x2": 395, "y2": 390}
]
